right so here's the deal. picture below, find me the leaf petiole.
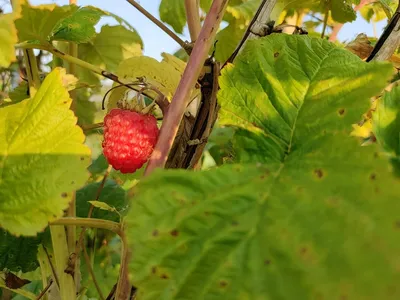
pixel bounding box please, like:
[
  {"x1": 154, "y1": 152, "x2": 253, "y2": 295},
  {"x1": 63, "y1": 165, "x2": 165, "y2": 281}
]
[{"x1": 50, "y1": 217, "x2": 122, "y2": 236}]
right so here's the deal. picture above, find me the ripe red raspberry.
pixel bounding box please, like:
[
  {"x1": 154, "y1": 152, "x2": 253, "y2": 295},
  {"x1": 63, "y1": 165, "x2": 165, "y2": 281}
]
[{"x1": 102, "y1": 108, "x2": 159, "y2": 173}]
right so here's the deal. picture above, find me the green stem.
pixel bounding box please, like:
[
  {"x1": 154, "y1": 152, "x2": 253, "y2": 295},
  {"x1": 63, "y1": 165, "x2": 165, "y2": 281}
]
[
  {"x1": 0, "y1": 283, "x2": 36, "y2": 300},
  {"x1": 50, "y1": 226, "x2": 76, "y2": 300},
  {"x1": 23, "y1": 49, "x2": 41, "y2": 96},
  {"x1": 50, "y1": 217, "x2": 122, "y2": 236},
  {"x1": 37, "y1": 245, "x2": 51, "y2": 300},
  {"x1": 321, "y1": 9, "x2": 329, "y2": 39},
  {"x1": 115, "y1": 231, "x2": 131, "y2": 300}
]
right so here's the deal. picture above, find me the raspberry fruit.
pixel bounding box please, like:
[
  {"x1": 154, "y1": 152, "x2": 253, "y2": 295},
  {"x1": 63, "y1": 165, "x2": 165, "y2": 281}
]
[{"x1": 102, "y1": 108, "x2": 159, "y2": 173}]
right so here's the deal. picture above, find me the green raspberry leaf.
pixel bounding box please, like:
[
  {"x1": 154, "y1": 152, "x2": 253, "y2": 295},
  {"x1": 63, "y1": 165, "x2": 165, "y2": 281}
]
[
  {"x1": 0, "y1": 68, "x2": 91, "y2": 236},
  {"x1": 79, "y1": 24, "x2": 143, "y2": 72},
  {"x1": 219, "y1": 34, "x2": 392, "y2": 163},
  {"x1": 159, "y1": 0, "x2": 186, "y2": 34},
  {"x1": 373, "y1": 85, "x2": 400, "y2": 175},
  {"x1": 125, "y1": 35, "x2": 400, "y2": 300},
  {"x1": 50, "y1": 6, "x2": 105, "y2": 43},
  {"x1": 0, "y1": 229, "x2": 45, "y2": 272},
  {"x1": 15, "y1": 4, "x2": 78, "y2": 44}
]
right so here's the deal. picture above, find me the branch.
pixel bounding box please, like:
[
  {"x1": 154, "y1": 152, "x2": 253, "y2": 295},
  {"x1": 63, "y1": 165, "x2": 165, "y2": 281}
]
[
  {"x1": 115, "y1": 232, "x2": 131, "y2": 300},
  {"x1": 367, "y1": 1, "x2": 400, "y2": 62},
  {"x1": 223, "y1": 0, "x2": 278, "y2": 67},
  {"x1": 50, "y1": 218, "x2": 122, "y2": 236},
  {"x1": 36, "y1": 279, "x2": 53, "y2": 300},
  {"x1": 16, "y1": 42, "x2": 166, "y2": 107},
  {"x1": 126, "y1": 0, "x2": 190, "y2": 52},
  {"x1": 185, "y1": 0, "x2": 202, "y2": 41},
  {"x1": 144, "y1": 0, "x2": 229, "y2": 176}
]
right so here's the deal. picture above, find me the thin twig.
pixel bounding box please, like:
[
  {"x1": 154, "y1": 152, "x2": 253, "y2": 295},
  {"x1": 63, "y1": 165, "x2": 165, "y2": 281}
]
[
  {"x1": 16, "y1": 43, "x2": 159, "y2": 103},
  {"x1": 36, "y1": 279, "x2": 53, "y2": 300},
  {"x1": 43, "y1": 247, "x2": 60, "y2": 288},
  {"x1": 223, "y1": 0, "x2": 278, "y2": 68},
  {"x1": 67, "y1": 0, "x2": 78, "y2": 261},
  {"x1": 367, "y1": 0, "x2": 400, "y2": 62},
  {"x1": 75, "y1": 164, "x2": 113, "y2": 265},
  {"x1": 144, "y1": 0, "x2": 229, "y2": 175},
  {"x1": 185, "y1": 0, "x2": 202, "y2": 41},
  {"x1": 82, "y1": 122, "x2": 104, "y2": 132},
  {"x1": 321, "y1": 8, "x2": 329, "y2": 39},
  {"x1": 83, "y1": 239, "x2": 105, "y2": 300},
  {"x1": 126, "y1": 0, "x2": 190, "y2": 52}
]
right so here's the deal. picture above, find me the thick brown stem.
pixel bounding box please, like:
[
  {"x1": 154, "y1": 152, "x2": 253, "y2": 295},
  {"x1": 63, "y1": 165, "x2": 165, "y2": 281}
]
[
  {"x1": 223, "y1": 0, "x2": 278, "y2": 67},
  {"x1": 144, "y1": 0, "x2": 229, "y2": 176},
  {"x1": 367, "y1": 1, "x2": 400, "y2": 61}
]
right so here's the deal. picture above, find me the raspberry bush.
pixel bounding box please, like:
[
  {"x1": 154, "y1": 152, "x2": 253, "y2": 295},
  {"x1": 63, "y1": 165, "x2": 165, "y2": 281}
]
[{"x1": 1, "y1": 0, "x2": 400, "y2": 299}]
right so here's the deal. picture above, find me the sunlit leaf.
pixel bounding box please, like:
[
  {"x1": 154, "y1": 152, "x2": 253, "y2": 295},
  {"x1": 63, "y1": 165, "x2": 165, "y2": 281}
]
[
  {"x1": 0, "y1": 68, "x2": 91, "y2": 236},
  {"x1": 15, "y1": 4, "x2": 78, "y2": 43},
  {"x1": 50, "y1": 6, "x2": 104, "y2": 43},
  {"x1": 0, "y1": 14, "x2": 17, "y2": 67},
  {"x1": 125, "y1": 35, "x2": 399, "y2": 300},
  {"x1": 79, "y1": 24, "x2": 142, "y2": 72}
]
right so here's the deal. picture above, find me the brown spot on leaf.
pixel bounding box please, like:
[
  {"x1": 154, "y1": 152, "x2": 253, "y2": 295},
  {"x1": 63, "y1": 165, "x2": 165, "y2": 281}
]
[
  {"x1": 314, "y1": 169, "x2": 324, "y2": 179},
  {"x1": 338, "y1": 108, "x2": 345, "y2": 116},
  {"x1": 151, "y1": 266, "x2": 157, "y2": 274},
  {"x1": 61, "y1": 192, "x2": 68, "y2": 198},
  {"x1": 274, "y1": 52, "x2": 279, "y2": 58},
  {"x1": 170, "y1": 229, "x2": 179, "y2": 237},
  {"x1": 387, "y1": 285, "x2": 396, "y2": 295},
  {"x1": 370, "y1": 173, "x2": 376, "y2": 180},
  {"x1": 152, "y1": 230, "x2": 159, "y2": 237},
  {"x1": 80, "y1": 157, "x2": 85, "y2": 161},
  {"x1": 264, "y1": 259, "x2": 271, "y2": 265},
  {"x1": 394, "y1": 221, "x2": 400, "y2": 229},
  {"x1": 160, "y1": 274, "x2": 168, "y2": 279},
  {"x1": 219, "y1": 280, "x2": 228, "y2": 287},
  {"x1": 300, "y1": 247, "x2": 308, "y2": 255}
]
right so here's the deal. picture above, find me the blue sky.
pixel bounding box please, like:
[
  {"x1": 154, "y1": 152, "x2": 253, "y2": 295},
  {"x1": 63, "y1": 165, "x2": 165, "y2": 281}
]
[{"x1": 23, "y1": 1, "x2": 387, "y2": 60}]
